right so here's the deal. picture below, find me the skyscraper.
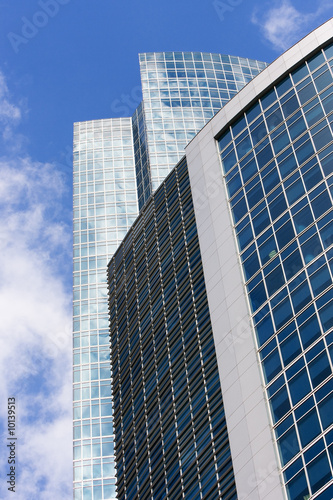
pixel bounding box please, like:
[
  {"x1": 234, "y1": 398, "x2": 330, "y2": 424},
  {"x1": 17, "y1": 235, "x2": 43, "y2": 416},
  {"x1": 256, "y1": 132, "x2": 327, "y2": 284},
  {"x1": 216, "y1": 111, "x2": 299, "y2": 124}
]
[
  {"x1": 108, "y1": 20, "x2": 333, "y2": 500},
  {"x1": 133, "y1": 52, "x2": 266, "y2": 208},
  {"x1": 73, "y1": 53, "x2": 266, "y2": 499}
]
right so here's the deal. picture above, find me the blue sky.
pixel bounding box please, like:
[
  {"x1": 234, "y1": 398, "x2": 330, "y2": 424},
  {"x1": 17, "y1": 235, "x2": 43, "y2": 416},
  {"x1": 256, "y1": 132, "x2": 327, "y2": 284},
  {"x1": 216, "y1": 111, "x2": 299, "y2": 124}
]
[{"x1": 0, "y1": 1, "x2": 332, "y2": 498}]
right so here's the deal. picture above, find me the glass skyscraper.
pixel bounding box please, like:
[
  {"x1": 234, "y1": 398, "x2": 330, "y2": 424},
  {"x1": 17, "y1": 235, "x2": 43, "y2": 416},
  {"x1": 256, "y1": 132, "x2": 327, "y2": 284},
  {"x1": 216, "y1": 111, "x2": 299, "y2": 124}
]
[
  {"x1": 108, "y1": 20, "x2": 333, "y2": 500},
  {"x1": 134, "y1": 52, "x2": 266, "y2": 207},
  {"x1": 73, "y1": 53, "x2": 266, "y2": 499},
  {"x1": 108, "y1": 157, "x2": 238, "y2": 500},
  {"x1": 73, "y1": 118, "x2": 139, "y2": 499}
]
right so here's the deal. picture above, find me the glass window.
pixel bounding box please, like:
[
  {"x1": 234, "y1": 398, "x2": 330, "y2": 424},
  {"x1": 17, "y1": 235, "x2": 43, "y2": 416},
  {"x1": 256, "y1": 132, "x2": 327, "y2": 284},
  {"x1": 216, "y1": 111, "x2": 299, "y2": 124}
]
[
  {"x1": 222, "y1": 148, "x2": 237, "y2": 173},
  {"x1": 265, "y1": 265, "x2": 285, "y2": 296},
  {"x1": 276, "y1": 220, "x2": 295, "y2": 250},
  {"x1": 308, "y1": 51, "x2": 325, "y2": 71},
  {"x1": 298, "y1": 408, "x2": 321, "y2": 447},
  {"x1": 241, "y1": 156, "x2": 258, "y2": 182},
  {"x1": 262, "y1": 348, "x2": 282, "y2": 383},
  {"x1": 311, "y1": 191, "x2": 332, "y2": 218},
  {"x1": 308, "y1": 351, "x2": 331, "y2": 388},
  {"x1": 252, "y1": 207, "x2": 271, "y2": 236},
  {"x1": 286, "y1": 178, "x2": 306, "y2": 205},
  {"x1": 231, "y1": 195, "x2": 248, "y2": 223},
  {"x1": 249, "y1": 281, "x2": 267, "y2": 312},
  {"x1": 262, "y1": 165, "x2": 280, "y2": 194},
  {"x1": 290, "y1": 280, "x2": 312, "y2": 313},
  {"x1": 301, "y1": 234, "x2": 323, "y2": 264},
  {"x1": 293, "y1": 203, "x2": 314, "y2": 234},
  {"x1": 277, "y1": 426, "x2": 299, "y2": 466},
  {"x1": 283, "y1": 249, "x2": 303, "y2": 280},
  {"x1": 236, "y1": 134, "x2": 252, "y2": 160},
  {"x1": 307, "y1": 451, "x2": 332, "y2": 494},
  {"x1": 276, "y1": 76, "x2": 293, "y2": 97},
  {"x1": 280, "y1": 332, "x2": 302, "y2": 366},
  {"x1": 243, "y1": 251, "x2": 260, "y2": 281},
  {"x1": 251, "y1": 119, "x2": 267, "y2": 146},
  {"x1": 226, "y1": 170, "x2": 242, "y2": 197},
  {"x1": 298, "y1": 81, "x2": 317, "y2": 105},
  {"x1": 318, "y1": 300, "x2": 333, "y2": 332},
  {"x1": 322, "y1": 91, "x2": 333, "y2": 116},
  {"x1": 218, "y1": 130, "x2": 232, "y2": 152},
  {"x1": 257, "y1": 144, "x2": 274, "y2": 170},
  {"x1": 282, "y1": 94, "x2": 299, "y2": 119},
  {"x1": 246, "y1": 101, "x2": 261, "y2": 124},
  {"x1": 319, "y1": 220, "x2": 333, "y2": 249},
  {"x1": 259, "y1": 235, "x2": 278, "y2": 265},
  {"x1": 309, "y1": 265, "x2": 331, "y2": 296},
  {"x1": 285, "y1": 469, "x2": 309, "y2": 500},
  {"x1": 295, "y1": 140, "x2": 315, "y2": 167},
  {"x1": 278, "y1": 150, "x2": 297, "y2": 179},
  {"x1": 302, "y1": 163, "x2": 323, "y2": 190},
  {"x1": 272, "y1": 129, "x2": 290, "y2": 155},
  {"x1": 246, "y1": 180, "x2": 264, "y2": 209},
  {"x1": 299, "y1": 314, "x2": 321, "y2": 349},
  {"x1": 288, "y1": 114, "x2": 307, "y2": 140},
  {"x1": 261, "y1": 88, "x2": 277, "y2": 110},
  {"x1": 318, "y1": 392, "x2": 333, "y2": 429},
  {"x1": 237, "y1": 221, "x2": 254, "y2": 251},
  {"x1": 291, "y1": 63, "x2": 309, "y2": 84},
  {"x1": 288, "y1": 368, "x2": 311, "y2": 405},
  {"x1": 269, "y1": 192, "x2": 288, "y2": 221},
  {"x1": 232, "y1": 115, "x2": 247, "y2": 138},
  {"x1": 270, "y1": 385, "x2": 291, "y2": 423},
  {"x1": 273, "y1": 297, "x2": 294, "y2": 330},
  {"x1": 312, "y1": 125, "x2": 333, "y2": 151},
  {"x1": 304, "y1": 100, "x2": 325, "y2": 127},
  {"x1": 266, "y1": 107, "x2": 283, "y2": 131},
  {"x1": 255, "y1": 313, "x2": 275, "y2": 346}
]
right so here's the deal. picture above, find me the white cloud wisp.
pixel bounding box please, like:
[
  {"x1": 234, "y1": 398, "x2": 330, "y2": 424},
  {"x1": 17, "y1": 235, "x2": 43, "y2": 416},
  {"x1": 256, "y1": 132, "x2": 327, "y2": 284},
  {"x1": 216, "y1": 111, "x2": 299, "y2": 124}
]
[
  {"x1": 252, "y1": 0, "x2": 333, "y2": 52},
  {"x1": 0, "y1": 71, "x2": 72, "y2": 500}
]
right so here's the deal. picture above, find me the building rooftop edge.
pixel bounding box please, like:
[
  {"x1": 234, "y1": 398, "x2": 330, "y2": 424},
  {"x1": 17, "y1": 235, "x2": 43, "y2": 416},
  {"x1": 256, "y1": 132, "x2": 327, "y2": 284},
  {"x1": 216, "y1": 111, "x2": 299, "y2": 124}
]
[
  {"x1": 137, "y1": 50, "x2": 267, "y2": 62},
  {"x1": 186, "y1": 17, "x2": 333, "y2": 150}
]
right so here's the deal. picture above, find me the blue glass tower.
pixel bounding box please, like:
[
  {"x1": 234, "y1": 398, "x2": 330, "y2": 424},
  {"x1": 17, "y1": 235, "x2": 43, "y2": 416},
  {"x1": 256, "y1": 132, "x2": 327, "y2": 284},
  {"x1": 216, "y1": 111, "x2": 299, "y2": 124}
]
[{"x1": 216, "y1": 38, "x2": 333, "y2": 499}]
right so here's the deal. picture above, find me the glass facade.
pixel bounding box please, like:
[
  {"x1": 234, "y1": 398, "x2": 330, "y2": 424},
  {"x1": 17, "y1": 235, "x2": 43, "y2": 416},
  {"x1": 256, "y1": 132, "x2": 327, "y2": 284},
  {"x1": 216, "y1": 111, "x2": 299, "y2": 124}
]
[
  {"x1": 73, "y1": 118, "x2": 139, "y2": 500},
  {"x1": 108, "y1": 158, "x2": 237, "y2": 500},
  {"x1": 218, "y1": 42, "x2": 333, "y2": 499},
  {"x1": 136, "y1": 52, "x2": 267, "y2": 208},
  {"x1": 73, "y1": 52, "x2": 266, "y2": 499}
]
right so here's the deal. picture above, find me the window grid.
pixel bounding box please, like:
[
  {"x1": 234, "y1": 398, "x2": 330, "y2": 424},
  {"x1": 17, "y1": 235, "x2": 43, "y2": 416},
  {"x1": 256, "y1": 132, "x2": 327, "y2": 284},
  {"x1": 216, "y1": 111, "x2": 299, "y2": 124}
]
[
  {"x1": 136, "y1": 52, "x2": 267, "y2": 209},
  {"x1": 108, "y1": 159, "x2": 237, "y2": 500},
  {"x1": 219, "y1": 43, "x2": 333, "y2": 500},
  {"x1": 73, "y1": 118, "x2": 139, "y2": 500}
]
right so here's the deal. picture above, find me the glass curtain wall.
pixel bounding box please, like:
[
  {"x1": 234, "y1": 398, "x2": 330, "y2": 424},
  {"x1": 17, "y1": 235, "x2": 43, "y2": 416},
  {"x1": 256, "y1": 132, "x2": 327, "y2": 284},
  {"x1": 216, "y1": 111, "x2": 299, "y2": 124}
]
[{"x1": 218, "y1": 43, "x2": 333, "y2": 500}]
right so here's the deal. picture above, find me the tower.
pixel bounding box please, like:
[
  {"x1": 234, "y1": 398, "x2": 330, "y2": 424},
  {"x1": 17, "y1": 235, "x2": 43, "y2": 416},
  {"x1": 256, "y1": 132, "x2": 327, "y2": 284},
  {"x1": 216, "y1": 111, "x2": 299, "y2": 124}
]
[
  {"x1": 108, "y1": 20, "x2": 333, "y2": 500},
  {"x1": 73, "y1": 52, "x2": 266, "y2": 499}
]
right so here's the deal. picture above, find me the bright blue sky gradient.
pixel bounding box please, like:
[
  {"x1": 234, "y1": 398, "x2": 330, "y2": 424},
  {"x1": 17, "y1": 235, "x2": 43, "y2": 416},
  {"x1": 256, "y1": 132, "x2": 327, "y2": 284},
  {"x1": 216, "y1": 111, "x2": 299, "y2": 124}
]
[{"x1": 0, "y1": 1, "x2": 332, "y2": 498}]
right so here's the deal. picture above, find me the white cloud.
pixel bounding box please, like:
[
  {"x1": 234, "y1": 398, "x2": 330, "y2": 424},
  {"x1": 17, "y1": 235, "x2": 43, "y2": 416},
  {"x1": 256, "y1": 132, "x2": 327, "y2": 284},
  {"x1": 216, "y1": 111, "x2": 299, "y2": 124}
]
[
  {"x1": 0, "y1": 71, "x2": 21, "y2": 123},
  {"x1": 0, "y1": 72, "x2": 72, "y2": 499},
  {"x1": 252, "y1": 0, "x2": 333, "y2": 51}
]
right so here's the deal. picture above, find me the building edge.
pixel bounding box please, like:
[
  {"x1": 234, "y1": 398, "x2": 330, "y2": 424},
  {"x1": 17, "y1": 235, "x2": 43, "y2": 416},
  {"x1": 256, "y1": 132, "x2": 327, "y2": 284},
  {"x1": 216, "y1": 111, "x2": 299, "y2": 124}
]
[{"x1": 186, "y1": 17, "x2": 333, "y2": 500}]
